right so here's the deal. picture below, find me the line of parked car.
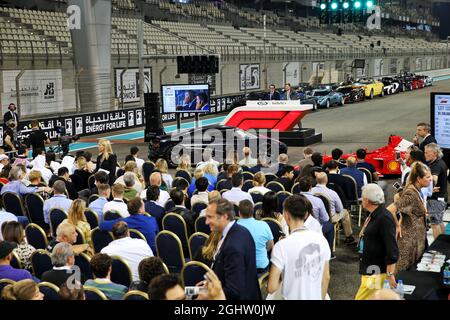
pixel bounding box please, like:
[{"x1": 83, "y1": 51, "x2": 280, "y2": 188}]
[{"x1": 297, "y1": 72, "x2": 433, "y2": 110}]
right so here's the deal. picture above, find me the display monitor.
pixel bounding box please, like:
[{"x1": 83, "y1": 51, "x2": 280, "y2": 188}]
[
  {"x1": 161, "y1": 84, "x2": 210, "y2": 113},
  {"x1": 430, "y1": 92, "x2": 450, "y2": 149}
]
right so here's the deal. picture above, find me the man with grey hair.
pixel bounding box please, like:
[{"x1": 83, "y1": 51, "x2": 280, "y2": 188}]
[
  {"x1": 238, "y1": 147, "x2": 257, "y2": 167},
  {"x1": 0, "y1": 166, "x2": 51, "y2": 196},
  {"x1": 122, "y1": 172, "x2": 138, "y2": 201},
  {"x1": 355, "y1": 184, "x2": 398, "y2": 300},
  {"x1": 41, "y1": 242, "x2": 87, "y2": 287},
  {"x1": 205, "y1": 198, "x2": 260, "y2": 300},
  {"x1": 46, "y1": 222, "x2": 90, "y2": 255},
  {"x1": 424, "y1": 143, "x2": 448, "y2": 238},
  {"x1": 43, "y1": 180, "x2": 73, "y2": 225},
  {"x1": 414, "y1": 122, "x2": 436, "y2": 152}
]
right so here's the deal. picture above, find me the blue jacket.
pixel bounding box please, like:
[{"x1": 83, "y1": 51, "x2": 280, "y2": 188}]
[
  {"x1": 144, "y1": 201, "x2": 166, "y2": 230},
  {"x1": 99, "y1": 214, "x2": 159, "y2": 253},
  {"x1": 340, "y1": 167, "x2": 365, "y2": 198},
  {"x1": 212, "y1": 223, "x2": 261, "y2": 300}
]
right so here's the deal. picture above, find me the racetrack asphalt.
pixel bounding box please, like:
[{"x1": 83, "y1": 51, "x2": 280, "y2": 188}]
[{"x1": 66, "y1": 78, "x2": 450, "y2": 300}]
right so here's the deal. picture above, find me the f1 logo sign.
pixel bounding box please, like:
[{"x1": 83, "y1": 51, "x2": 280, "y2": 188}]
[
  {"x1": 366, "y1": 6, "x2": 381, "y2": 30},
  {"x1": 67, "y1": 5, "x2": 81, "y2": 30}
]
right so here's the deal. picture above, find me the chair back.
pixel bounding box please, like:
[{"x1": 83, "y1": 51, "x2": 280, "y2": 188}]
[
  {"x1": 250, "y1": 192, "x2": 264, "y2": 204},
  {"x1": 74, "y1": 226, "x2": 87, "y2": 245},
  {"x1": 31, "y1": 249, "x2": 53, "y2": 279},
  {"x1": 253, "y1": 202, "x2": 263, "y2": 216},
  {"x1": 175, "y1": 170, "x2": 192, "y2": 182},
  {"x1": 194, "y1": 216, "x2": 210, "y2": 235},
  {"x1": 291, "y1": 182, "x2": 301, "y2": 194},
  {"x1": 188, "y1": 232, "x2": 208, "y2": 260},
  {"x1": 91, "y1": 227, "x2": 114, "y2": 253},
  {"x1": 181, "y1": 261, "x2": 212, "y2": 287},
  {"x1": 25, "y1": 223, "x2": 48, "y2": 250},
  {"x1": 192, "y1": 202, "x2": 207, "y2": 216},
  {"x1": 172, "y1": 177, "x2": 190, "y2": 190},
  {"x1": 124, "y1": 290, "x2": 149, "y2": 300},
  {"x1": 38, "y1": 282, "x2": 60, "y2": 300},
  {"x1": 233, "y1": 204, "x2": 239, "y2": 216},
  {"x1": 242, "y1": 171, "x2": 254, "y2": 181},
  {"x1": 164, "y1": 199, "x2": 175, "y2": 211},
  {"x1": 259, "y1": 272, "x2": 270, "y2": 300},
  {"x1": 103, "y1": 210, "x2": 121, "y2": 221},
  {"x1": 10, "y1": 252, "x2": 22, "y2": 269},
  {"x1": 327, "y1": 182, "x2": 348, "y2": 208},
  {"x1": 87, "y1": 194, "x2": 99, "y2": 205},
  {"x1": 276, "y1": 191, "x2": 292, "y2": 213},
  {"x1": 314, "y1": 193, "x2": 332, "y2": 219},
  {"x1": 264, "y1": 173, "x2": 278, "y2": 184},
  {"x1": 358, "y1": 167, "x2": 373, "y2": 184},
  {"x1": 142, "y1": 162, "x2": 155, "y2": 186},
  {"x1": 162, "y1": 213, "x2": 189, "y2": 255},
  {"x1": 262, "y1": 217, "x2": 283, "y2": 243},
  {"x1": 84, "y1": 208, "x2": 99, "y2": 229},
  {"x1": 0, "y1": 279, "x2": 15, "y2": 296},
  {"x1": 216, "y1": 179, "x2": 230, "y2": 191},
  {"x1": 110, "y1": 256, "x2": 133, "y2": 287},
  {"x1": 266, "y1": 181, "x2": 285, "y2": 193},
  {"x1": 49, "y1": 208, "x2": 68, "y2": 238},
  {"x1": 75, "y1": 252, "x2": 93, "y2": 279},
  {"x1": 341, "y1": 174, "x2": 359, "y2": 204},
  {"x1": 2, "y1": 192, "x2": 26, "y2": 217},
  {"x1": 242, "y1": 180, "x2": 254, "y2": 192},
  {"x1": 87, "y1": 175, "x2": 96, "y2": 190},
  {"x1": 24, "y1": 193, "x2": 45, "y2": 225},
  {"x1": 84, "y1": 286, "x2": 109, "y2": 300},
  {"x1": 156, "y1": 230, "x2": 185, "y2": 273},
  {"x1": 129, "y1": 228, "x2": 147, "y2": 242}
]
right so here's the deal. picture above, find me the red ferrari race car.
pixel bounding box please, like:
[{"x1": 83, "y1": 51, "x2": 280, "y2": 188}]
[{"x1": 323, "y1": 135, "x2": 412, "y2": 177}]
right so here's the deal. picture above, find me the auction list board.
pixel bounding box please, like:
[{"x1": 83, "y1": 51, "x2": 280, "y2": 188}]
[{"x1": 431, "y1": 93, "x2": 450, "y2": 150}]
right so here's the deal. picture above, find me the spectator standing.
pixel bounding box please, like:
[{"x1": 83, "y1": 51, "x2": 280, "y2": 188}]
[
  {"x1": 413, "y1": 122, "x2": 437, "y2": 152},
  {"x1": 95, "y1": 139, "x2": 117, "y2": 185},
  {"x1": 28, "y1": 120, "x2": 50, "y2": 159},
  {"x1": 130, "y1": 146, "x2": 145, "y2": 176}
]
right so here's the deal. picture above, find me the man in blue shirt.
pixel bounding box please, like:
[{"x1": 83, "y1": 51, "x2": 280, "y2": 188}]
[
  {"x1": 0, "y1": 241, "x2": 36, "y2": 282},
  {"x1": 1, "y1": 166, "x2": 51, "y2": 196},
  {"x1": 43, "y1": 180, "x2": 73, "y2": 224},
  {"x1": 89, "y1": 183, "x2": 110, "y2": 221},
  {"x1": 100, "y1": 197, "x2": 159, "y2": 253},
  {"x1": 237, "y1": 200, "x2": 273, "y2": 274},
  {"x1": 298, "y1": 176, "x2": 335, "y2": 258},
  {"x1": 356, "y1": 149, "x2": 379, "y2": 182},
  {"x1": 340, "y1": 156, "x2": 367, "y2": 198}
]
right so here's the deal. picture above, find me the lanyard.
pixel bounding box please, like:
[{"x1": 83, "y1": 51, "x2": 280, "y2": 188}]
[
  {"x1": 290, "y1": 226, "x2": 308, "y2": 235},
  {"x1": 358, "y1": 212, "x2": 373, "y2": 240}
]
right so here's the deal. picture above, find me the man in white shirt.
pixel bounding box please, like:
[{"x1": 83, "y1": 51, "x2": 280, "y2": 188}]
[
  {"x1": 140, "y1": 172, "x2": 170, "y2": 207},
  {"x1": 103, "y1": 183, "x2": 129, "y2": 218},
  {"x1": 191, "y1": 177, "x2": 209, "y2": 207},
  {"x1": 101, "y1": 221, "x2": 153, "y2": 282},
  {"x1": 196, "y1": 149, "x2": 219, "y2": 171},
  {"x1": 312, "y1": 172, "x2": 355, "y2": 244},
  {"x1": 268, "y1": 194, "x2": 331, "y2": 300},
  {"x1": 238, "y1": 147, "x2": 257, "y2": 167},
  {"x1": 222, "y1": 173, "x2": 254, "y2": 205},
  {"x1": 130, "y1": 146, "x2": 145, "y2": 176}
]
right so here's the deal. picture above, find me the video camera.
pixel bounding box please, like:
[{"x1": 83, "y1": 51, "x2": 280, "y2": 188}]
[{"x1": 54, "y1": 126, "x2": 80, "y2": 158}]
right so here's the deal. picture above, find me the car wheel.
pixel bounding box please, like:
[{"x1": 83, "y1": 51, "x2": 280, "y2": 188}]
[
  {"x1": 369, "y1": 89, "x2": 374, "y2": 99},
  {"x1": 401, "y1": 85, "x2": 405, "y2": 92},
  {"x1": 313, "y1": 101, "x2": 317, "y2": 111},
  {"x1": 380, "y1": 89, "x2": 385, "y2": 97},
  {"x1": 325, "y1": 100, "x2": 330, "y2": 109},
  {"x1": 410, "y1": 84, "x2": 413, "y2": 91},
  {"x1": 340, "y1": 97, "x2": 345, "y2": 106}
]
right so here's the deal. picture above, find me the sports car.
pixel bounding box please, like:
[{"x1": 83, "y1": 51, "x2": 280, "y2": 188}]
[
  {"x1": 335, "y1": 84, "x2": 365, "y2": 103},
  {"x1": 397, "y1": 72, "x2": 424, "y2": 90},
  {"x1": 307, "y1": 86, "x2": 345, "y2": 108},
  {"x1": 380, "y1": 77, "x2": 401, "y2": 95},
  {"x1": 148, "y1": 124, "x2": 288, "y2": 168},
  {"x1": 353, "y1": 78, "x2": 385, "y2": 99},
  {"x1": 417, "y1": 74, "x2": 433, "y2": 87},
  {"x1": 322, "y1": 135, "x2": 411, "y2": 176}
]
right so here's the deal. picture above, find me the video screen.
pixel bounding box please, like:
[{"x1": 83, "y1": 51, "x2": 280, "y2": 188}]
[{"x1": 161, "y1": 84, "x2": 210, "y2": 113}]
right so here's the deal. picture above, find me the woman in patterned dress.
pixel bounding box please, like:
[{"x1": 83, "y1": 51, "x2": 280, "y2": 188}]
[
  {"x1": 1, "y1": 221, "x2": 36, "y2": 271},
  {"x1": 394, "y1": 162, "x2": 431, "y2": 272}
]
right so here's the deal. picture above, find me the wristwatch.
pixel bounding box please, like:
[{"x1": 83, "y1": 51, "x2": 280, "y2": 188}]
[{"x1": 387, "y1": 271, "x2": 394, "y2": 277}]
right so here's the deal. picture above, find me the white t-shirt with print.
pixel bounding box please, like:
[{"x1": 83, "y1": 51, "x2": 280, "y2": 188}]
[
  {"x1": 281, "y1": 215, "x2": 322, "y2": 235},
  {"x1": 271, "y1": 229, "x2": 331, "y2": 300}
]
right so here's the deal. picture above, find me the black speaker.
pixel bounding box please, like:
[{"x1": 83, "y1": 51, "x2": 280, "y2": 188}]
[
  {"x1": 177, "y1": 55, "x2": 219, "y2": 74},
  {"x1": 144, "y1": 93, "x2": 164, "y2": 142}
]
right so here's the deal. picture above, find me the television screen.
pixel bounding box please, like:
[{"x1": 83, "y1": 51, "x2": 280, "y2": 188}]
[
  {"x1": 431, "y1": 92, "x2": 450, "y2": 149},
  {"x1": 354, "y1": 59, "x2": 365, "y2": 69},
  {"x1": 161, "y1": 84, "x2": 210, "y2": 113}
]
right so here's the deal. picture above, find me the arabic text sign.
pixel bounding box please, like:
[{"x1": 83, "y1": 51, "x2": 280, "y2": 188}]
[
  {"x1": 1, "y1": 69, "x2": 64, "y2": 116},
  {"x1": 115, "y1": 68, "x2": 152, "y2": 103},
  {"x1": 239, "y1": 64, "x2": 260, "y2": 91}
]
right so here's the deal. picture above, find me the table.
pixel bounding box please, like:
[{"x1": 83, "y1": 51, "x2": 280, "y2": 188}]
[{"x1": 397, "y1": 235, "x2": 450, "y2": 300}]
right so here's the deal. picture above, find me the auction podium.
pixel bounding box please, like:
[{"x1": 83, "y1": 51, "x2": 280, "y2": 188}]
[{"x1": 221, "y1": 101, "x2": 322, "y2": 146}]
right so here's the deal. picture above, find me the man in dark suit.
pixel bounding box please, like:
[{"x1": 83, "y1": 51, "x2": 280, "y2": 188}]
[
  {"x1": 282, "y1": 83, "x2": 297, "y2": 100},
  {"x1": 167, "y1": 188, "x2": 198, "y2": 236},
  {"x1": 144, "y1": 185, "x2": 166, "y2": 230},
  {"x1": 325, "y1": 160, "x2": 352, "y2": 203},
  {"x1": 3, "y1": 103, "x2": 19, "y2": 127},
  {"x1": 41, "y1": 242, "x2": 86, "y2": 287},
  {"x1": 275, "y1": 165, "x2": 295, "y2": 192},
  {"x1": 264, "y1": 84, "x2": 281, "y2": 101},
  {"x1": 205, "y1": 198, "x2": 261, "y2": 300},
  {"x1": 413, "y1": 122, "x2": 437, "y2": 152}
]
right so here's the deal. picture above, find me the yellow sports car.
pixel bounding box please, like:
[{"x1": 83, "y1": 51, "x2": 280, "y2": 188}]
[{"x1": 354, "y1": 78, "x2": 385, "y2": 99}]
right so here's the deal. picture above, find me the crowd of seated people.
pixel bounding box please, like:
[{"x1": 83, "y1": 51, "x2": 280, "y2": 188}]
[{"x1": 0, "y1": 134, "x2": 446, "y2": 301}]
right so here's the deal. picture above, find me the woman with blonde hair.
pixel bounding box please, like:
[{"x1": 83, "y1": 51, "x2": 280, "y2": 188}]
[
  {"x1": 95, "y1": 139, "x2": 117, "y2": 184},
  {"x1": 248, "y1": 172, "x2": 271, "y2": 195},
  {"x1": 194, "y1": 231, "x2": 222, "y2": 267},
  {"x1": 155, "y1": 158, "x2": 173, "y2": 189},
  {"x1": 177, "y1": 154, "x2": 191, "y2": 172},
  {"x1": 203, "y1": 162, "x2": 218, "y2": 191},
  {"x1": 188, "y1": 168, "x2": 204, "y2": 196},
  {"x1": 62, "y1": 199, "x2": 91, "y2": 245},
  {"x1": 1, "y1": 279, "x2": 44, "y2": 300},
  {"x1": 71, "y1": 156, "x2": 91, "y2": 191},
  {"x1": 392, "y1": 162, "x2": 431, "y2": 272}
]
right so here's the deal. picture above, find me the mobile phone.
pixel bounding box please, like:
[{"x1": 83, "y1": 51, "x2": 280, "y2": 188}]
[
  {"x1": 393, "y1": 182, "x2": 401, "y2": 190},
  {"x1": 395, "y1": 151, "x2": 401, "y2": 161},
  {"x1": 184, "y1": 286, "x2": 207, "y2": 298}
]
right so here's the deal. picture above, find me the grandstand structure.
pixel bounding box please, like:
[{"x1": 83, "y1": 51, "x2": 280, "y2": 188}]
[{"x1": 0, "y1": 0, "x2": 448, "y2": 117}]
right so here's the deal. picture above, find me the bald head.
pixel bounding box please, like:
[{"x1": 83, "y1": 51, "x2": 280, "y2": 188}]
[
  {"x1": 150, "y1": 172, "x2": 162, "y2": 186},
  {"x1": 315, "y1": 172, "x2": 328, "y2": 185},
  {"x1": 369, "y1": 289, "x2": 401, "y2": 300}
]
